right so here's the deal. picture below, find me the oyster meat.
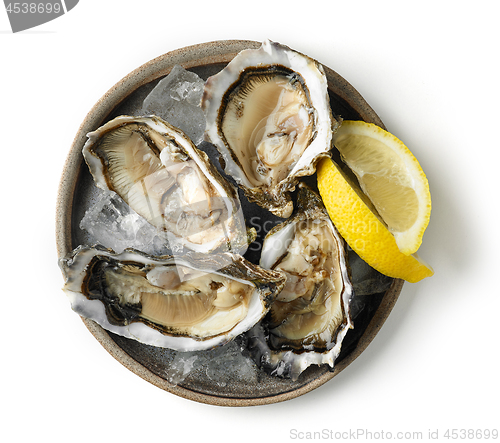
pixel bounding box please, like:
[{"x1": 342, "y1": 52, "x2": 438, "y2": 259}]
[
  {"x1": 202, "y1": 40, "x2": 339, "y2": 218},
  {"x1": 59, "y1": 246, "x2": 286, "y2": 351},
  {"x1": 83, "y1": 115, "x2": 247, "y2": 253},
  {"x1": 247, "y1": 184, "x2": 354, "y2": 379}
]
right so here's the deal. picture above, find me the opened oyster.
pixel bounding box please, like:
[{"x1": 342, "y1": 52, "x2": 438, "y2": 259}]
[
  {"x1": 246, "y1": 184, "x2": 354, "y2": 379},
  {"x1": 202, "y1": 40, "x2": 339, "y2": 218},
  {"x1": 59, "y1": 246, "x2": 286, "y2": 351},
  {"x1": 83, "y1": 115, "x2": 247, "y2": 253}
]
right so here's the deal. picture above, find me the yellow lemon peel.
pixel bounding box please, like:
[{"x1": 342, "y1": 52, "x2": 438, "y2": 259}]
[{"x1": 317, "y1": 156, "x2": 433, "y2": 283}]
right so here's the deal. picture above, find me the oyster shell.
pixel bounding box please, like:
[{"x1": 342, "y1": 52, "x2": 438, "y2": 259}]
[
  {"x1": 246, "y1": 184, "x2": 354, "y2": 379},
  {"x1": 59, "y1": 245, "x2": 286, "y2": 351},
  {"x1": 202, "y1": 40, "x2": 339, "y2": 218},
  {"x1": 83, "y1": 115, "x2": 247, "y2": 254}
]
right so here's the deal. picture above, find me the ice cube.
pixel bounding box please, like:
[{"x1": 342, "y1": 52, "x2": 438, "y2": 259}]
[
  {"x1": 204, "y1": 341, "x2": 258, "y2": 387},
  {"x1": 163, "y1": 341, "x2": 258, "y2": 387},
  {"x1": 79, "y1": 189, "x2": 169, "y2": 255},
  {"x1": 166, "y1": 353, "x2": 198, "y2": 385},
  {"x1": 142, "y1": 65, "x2": 206, "y2": 145}
]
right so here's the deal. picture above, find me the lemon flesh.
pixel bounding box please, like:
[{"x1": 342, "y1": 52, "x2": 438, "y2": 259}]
[
  {"x1": 332, "y1": 121, "x2": 431, "y2": 255},
  {"x1": 317, "y1": 157, "x2": 433, "y2": 283}
]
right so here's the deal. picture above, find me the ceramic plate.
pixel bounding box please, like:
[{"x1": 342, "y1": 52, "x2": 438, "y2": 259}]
[{"x1": 56, "y1": 40, "x2": 403, "y2": 406}]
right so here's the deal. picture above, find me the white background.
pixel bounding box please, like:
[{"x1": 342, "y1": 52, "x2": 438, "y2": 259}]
[{"x1": 1, "y1": 1, "x2": 499, "y2": 442}]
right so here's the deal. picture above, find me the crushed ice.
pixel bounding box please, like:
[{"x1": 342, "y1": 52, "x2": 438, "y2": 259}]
[
  {"x1": 79, "y1": 189, "x2": 170, "y2": 256},
  {"x1": 166, "y1": 354, "x2": 198, "y2": 385},
  {"x1": 165, "y1": 341, "x2": 258, "y2": 387},
  {"x1": 142, "y1": 64, "x2": 206, "y2": 145}
]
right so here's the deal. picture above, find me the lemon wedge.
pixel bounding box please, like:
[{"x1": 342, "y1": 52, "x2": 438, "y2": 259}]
[
  {"x1": 331, "y1": 121, "x2": 431, "y2": 255},
  {"x1": 317, "y1": 128, "x2": 434, "y2": 283}
]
